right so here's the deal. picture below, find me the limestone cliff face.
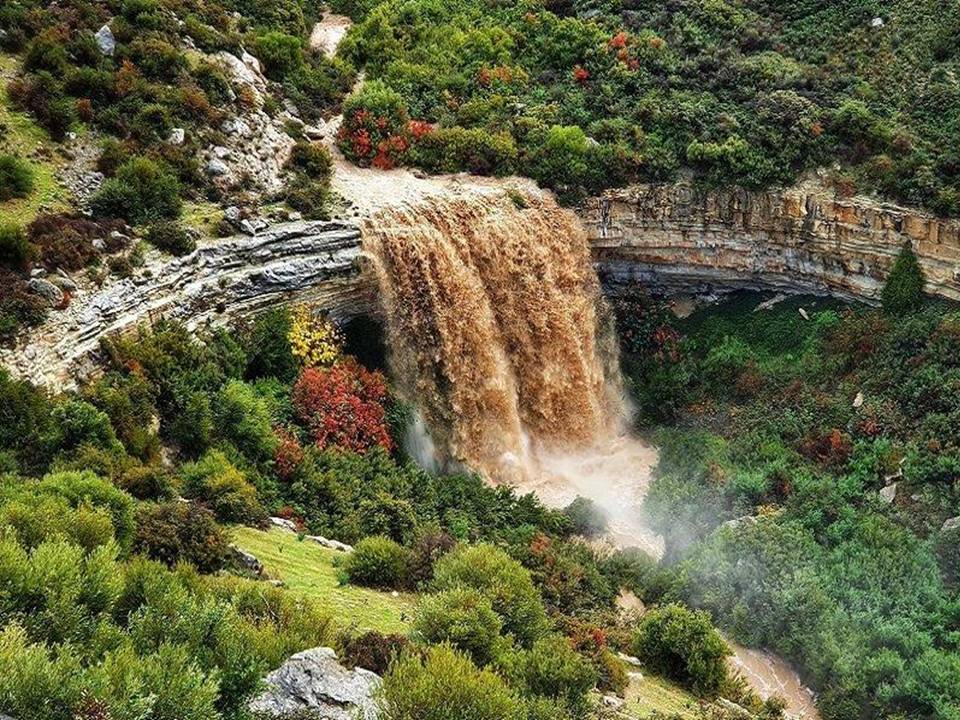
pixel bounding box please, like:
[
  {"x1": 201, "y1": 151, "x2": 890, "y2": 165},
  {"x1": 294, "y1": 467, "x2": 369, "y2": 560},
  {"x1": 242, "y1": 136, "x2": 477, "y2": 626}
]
[
  {"x1": 1, "y1": 221, "x2": 368, "y2": 389},
  {"x1": 583, "y1": 182, "x2": 960, "y2": 302}
]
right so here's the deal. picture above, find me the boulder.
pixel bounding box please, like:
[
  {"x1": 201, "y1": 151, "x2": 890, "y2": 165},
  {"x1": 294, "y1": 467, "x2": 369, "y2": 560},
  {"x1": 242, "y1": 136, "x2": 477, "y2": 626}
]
[
  {"x1": 27, "y1": 278, "x2": 64, "y2": 305},
  {"x1": 95, "y1": 24, "x2": 115, "y2": 56},
  {"x1": 305, "y1": 534, "x2": 353, "y2": 553},
  {"x1": 168, "y1": 128, "x2": 185, "y2": 146},
  {"x1": 206, "y1": 158, "x2": 229, "y2": 176},
  {"x1": 269, "y1": 516, "x2": 297, "y2": 532},
  {"x1": 943, "y1": 517, "x2": 960, "y2": 533},
  {"x1": 231, "y1": 546, "x2": 264, "y2": 576},
  {"x1": 248, "y1": 647, "x2": 380, "y2": 720},
  {"x1": 879, "y1": 482, "x2": 897, "y2": 504}
]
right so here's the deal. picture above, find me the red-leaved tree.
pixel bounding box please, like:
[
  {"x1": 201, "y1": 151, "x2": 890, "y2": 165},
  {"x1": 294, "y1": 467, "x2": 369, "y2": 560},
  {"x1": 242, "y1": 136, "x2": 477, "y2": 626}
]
[{"x1": 291, "y1": 359, "x2": 393, "y2": 454}]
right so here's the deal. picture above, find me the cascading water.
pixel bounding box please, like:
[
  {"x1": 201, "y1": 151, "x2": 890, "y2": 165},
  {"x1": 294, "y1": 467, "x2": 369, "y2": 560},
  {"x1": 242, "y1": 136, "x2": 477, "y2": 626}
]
[{"x1": 362, "y1": 184, "x2": 663, "y2": 557}]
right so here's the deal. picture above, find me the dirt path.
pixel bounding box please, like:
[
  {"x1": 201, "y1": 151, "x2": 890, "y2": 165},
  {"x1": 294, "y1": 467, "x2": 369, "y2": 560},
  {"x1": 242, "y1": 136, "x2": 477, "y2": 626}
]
[{"x1": 309, "y1": 13, "x2": 352, "y2": 57}]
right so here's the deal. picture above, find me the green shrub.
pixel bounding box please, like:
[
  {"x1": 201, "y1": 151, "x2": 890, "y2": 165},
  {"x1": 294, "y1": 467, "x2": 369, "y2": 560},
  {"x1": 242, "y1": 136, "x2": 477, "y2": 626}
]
[
  {"x1": 214, "y1": 380, "x2": 279, "y2": 462},
  {"x1": 498, "y1": 635, "x2": 597, "y2": 711},
  {"x1": 145, "y1": 220, "x2": 195, "y2": 255},
  {"x1": 342, "y1": 535, "x2": 409, "y2": 588},
  {"x1": 337, "y1": 80, "x2": 410, "y2": 168},
  {"x1": 133, "y1": 501, "x2": 229, "y2": 573},
  {"x1": 38, "y1": 470, "x2": 136, "y2": 551},
  {"x1": 562, "y1": 497, "x2": 607, "y2": 537},
  {"x1": 117, "y1": 464, "x2": 175, "y2": 500},
  {"x1": 378, "y1": 644, "x2": 524, "y2": 720},
  {"x1": 881, "y1": 242, "x2": 925, "y2": 315},
  {"x1": 285, "y1": 176, "x2": 333, "y2": 219},
  {"x1": 414, "y1": 588, "x2": 503, "y2": 666},
  {"x1": 241, "y1": 307, "x2": 298, "y2": 382},
  {"x1": 431, "y1": 544, "x2": 548, "y2": 647},
  {"x1": 180, "y1": 449, "x2": 265, "y2": 524},
  {"x1": 631, "y1": 603, "x2": 732, "y2": 697},
  {"x1": 91, "y1": 157, "x2": 182, "y2": 224},
  {"x1": 254, "y1": 32, "x2": 304, "y2": 80},
  {"x1": 0, "y1": 224, "x2": 33, "y2": 269},
  {"x1": 288, "y1": 141, "x2": 333, "y2": 181},
  {"x1": 0, "y1": 154, "x2": 34, "y2": 201},
  {"x1": 410, "y1": 127, "x2": 516, "y2": 176}
]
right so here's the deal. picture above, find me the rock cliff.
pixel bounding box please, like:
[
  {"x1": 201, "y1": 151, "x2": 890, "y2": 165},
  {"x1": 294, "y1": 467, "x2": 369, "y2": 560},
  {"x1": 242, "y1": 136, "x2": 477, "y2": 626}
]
[
  {"x1": 0, "y1": 221, "x2": 368, "y2": 389},
  {"x1": 583, "y1": 182, "x2": 960, "y2": 302}
]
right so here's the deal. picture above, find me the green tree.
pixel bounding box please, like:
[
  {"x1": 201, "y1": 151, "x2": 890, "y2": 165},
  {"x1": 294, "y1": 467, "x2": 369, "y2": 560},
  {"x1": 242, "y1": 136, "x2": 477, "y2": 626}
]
[{"x1": 881, "y1": 242, "x2": 925, "y2": 315}]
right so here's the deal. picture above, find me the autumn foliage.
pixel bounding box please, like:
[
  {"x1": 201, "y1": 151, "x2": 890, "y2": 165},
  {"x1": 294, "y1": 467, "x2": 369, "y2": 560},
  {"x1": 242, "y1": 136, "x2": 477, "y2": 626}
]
[{"x1": 291, "y1": 359, "x2": 393, "y2": 453}]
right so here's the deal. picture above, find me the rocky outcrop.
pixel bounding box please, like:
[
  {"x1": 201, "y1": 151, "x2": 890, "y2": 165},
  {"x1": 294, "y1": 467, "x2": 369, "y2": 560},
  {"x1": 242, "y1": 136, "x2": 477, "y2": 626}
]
[
  {"x1": 0, "y1": 221, "x2": 369, "y2": 389},
  {"x1": 248, "y1": 647, "x2": 380, "y2": 720},
  {"x1": 583, "y1": 181, "x2": 960, "y2": 303}
]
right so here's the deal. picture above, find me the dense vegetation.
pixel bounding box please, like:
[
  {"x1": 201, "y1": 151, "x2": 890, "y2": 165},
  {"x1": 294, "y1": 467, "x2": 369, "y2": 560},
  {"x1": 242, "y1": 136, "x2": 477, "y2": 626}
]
[
  {"x1": 0, "y1": 0, "x2": 347, "y2": 339},
  {"x1": 330, "y1": 0, "x2": 960, "y2": 211},
  {"x1": 0, "y1": 303, "x2": 784, "y2": 719},
  {"x1": 615, "y1": 269, "x2": 960, "y2": 719}
]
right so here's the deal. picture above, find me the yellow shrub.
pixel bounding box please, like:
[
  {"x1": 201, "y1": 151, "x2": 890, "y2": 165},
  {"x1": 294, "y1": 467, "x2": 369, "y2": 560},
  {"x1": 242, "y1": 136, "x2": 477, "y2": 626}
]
[{"x1": 288, "y1": 304, "x2": 343, "y2": 368}]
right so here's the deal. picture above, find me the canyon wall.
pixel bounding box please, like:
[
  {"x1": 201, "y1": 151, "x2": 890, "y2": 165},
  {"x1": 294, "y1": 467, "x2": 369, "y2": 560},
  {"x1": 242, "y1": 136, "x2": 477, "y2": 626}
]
[
  {"x1": 0, "y1": 220, "x2": 368, "y2": 389},
  {"x1": 583, "y1": 182, "x2": 960, "y2": 302}
]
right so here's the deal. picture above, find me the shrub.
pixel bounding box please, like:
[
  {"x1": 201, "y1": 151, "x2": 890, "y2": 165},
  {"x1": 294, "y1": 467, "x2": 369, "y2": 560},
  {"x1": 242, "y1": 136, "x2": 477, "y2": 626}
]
[
  {"x1": 881, "y1": 242, "x2": 925, "y2": 315},
  {"x1": 431, "y1": 544, "x2": 549, "y2": 647},
  {"x1": 241, "y1": 307, "x2": 299, "y2": 382},
  {"x1": 284, "y1": 176, "x2": 333, "y2": 219},
  {"x1": 378, "y1": 644, "x2": 524, "y2": 720},
  {"x1": 0, "y1": 155, "x2": 34, "y2": 201},
  {"x1": 288, "y1": 304, "x2": 343, "y2": 368},
  {"x1": 133, "y1": 501, "x2": 229, "y2": 572},
  {"x1": 563, "y1": 497, "x2": 608, "y2": 537},
  {"x1": 180, "y1": 449, "x2": 265, "y2": 524},
  {"x1": 406, "y1": 531, "x2": 457, "y2": 588},
  {"x1": 37, "y1": 471, "x2": 136, "y2": 551},
  {"x1": 0, "y1": 224, "x2": 33, "y2": 269},
  {"x1": 631, "y1": 603, "x2": 732, "y2": 697},
  {"x1": 91, "y1": 157, "x2": 181, "y2": 224},
  {"x1": 118, "y1": 464, "x2": 175, "y2": 500},
  {"x1": 338, "y1": 630, "x2": 409, "y2": 675},
  {"x1": 414, "y1": 588, "x2": 503, "y2": 665},
  {"x1": 288, "y1": 141, "x2": 333, "y2": 181},
  {"x1": 144, "y1": 220, "x2": 195, "y2": 256},
  {"x1": 337, "y1": 80, "x2": 410, "y2": 168},
  {"x1": 291, "y1": 359, "x2": 393, "y2": 454},
  {"x1": 214, "y1": 380, "x2": 278, "y2": 462},
  {"x1": 410, "y1": 127, "x2": 517, "y2": 176},
  {"x1": 254, "y1": 32, "x2": 303, "y2": 80},
  {"x1": 27, "y1": 213, "x2": 126, "y2": 271},
  {"x1": 499, "y1": 635, "x2": 597, "y2": 711},
  {"x1": 342, "y1": 535, "x2": 409, "y2": 588}
]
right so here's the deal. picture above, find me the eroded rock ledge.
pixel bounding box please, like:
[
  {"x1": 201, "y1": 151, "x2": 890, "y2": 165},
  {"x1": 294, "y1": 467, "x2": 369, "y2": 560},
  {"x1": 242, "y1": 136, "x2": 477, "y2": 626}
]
[
  {"x1": 583, "y1": 182, "x2": 960, "y2": 302},
  {"x1": 1, "y1": 220, "x2": 369, "y2": 389}
]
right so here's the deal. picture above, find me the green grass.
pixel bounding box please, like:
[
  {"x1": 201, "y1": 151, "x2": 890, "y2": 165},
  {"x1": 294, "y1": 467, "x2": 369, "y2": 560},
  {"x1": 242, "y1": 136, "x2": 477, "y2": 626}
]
[
  {"x1": 0, "y1": 53, "x2": 70, "y2": 227},
  {"x1": 232, "y1": 525, "x2": 416, "y2": 634},
  {"x1": 622, "y1": 670, "x2": 701, "y2": 719}
]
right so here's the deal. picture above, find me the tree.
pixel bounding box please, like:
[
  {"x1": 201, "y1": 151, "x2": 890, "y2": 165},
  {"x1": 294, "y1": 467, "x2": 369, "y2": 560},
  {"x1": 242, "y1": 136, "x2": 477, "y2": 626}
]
[{"x1": 881, "y1": 242, "x2": 925, "y2": 315}]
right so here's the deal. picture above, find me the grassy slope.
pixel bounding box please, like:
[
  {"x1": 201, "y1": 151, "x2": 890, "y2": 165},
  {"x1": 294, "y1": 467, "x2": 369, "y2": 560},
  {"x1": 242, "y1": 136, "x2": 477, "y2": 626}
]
[
  {"x1": 0, "y1": 53, "x2": 70, "y2": 227},
  {"x1": 623, "y1": 671, "x2": 701, "y2": 719},
  {"x1": 232, "y1": 525, "x2": 416, "y2": 634}
]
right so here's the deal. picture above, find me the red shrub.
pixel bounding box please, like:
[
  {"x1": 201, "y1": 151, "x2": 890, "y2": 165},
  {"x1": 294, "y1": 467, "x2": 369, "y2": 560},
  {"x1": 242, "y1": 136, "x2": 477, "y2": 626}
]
[
  {"x1": 573, "y1": 65, "x2": 590, "y2": 84},
  {"x1": 274, "y1": 426, "x2": 304, "y2": 480},
  {"x1": 292, "y1": 358, "x2": 393, "y2": 453}
]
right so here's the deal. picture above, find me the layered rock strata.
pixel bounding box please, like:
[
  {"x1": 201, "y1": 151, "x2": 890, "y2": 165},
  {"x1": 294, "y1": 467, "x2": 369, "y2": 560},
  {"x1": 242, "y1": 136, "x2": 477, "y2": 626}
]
[
  {"x1": 584, "y1": 182, "x2": 960, "y2": 302},
  {"x1": 0, "y1": 221, "x2": 367, "y2": 389}
]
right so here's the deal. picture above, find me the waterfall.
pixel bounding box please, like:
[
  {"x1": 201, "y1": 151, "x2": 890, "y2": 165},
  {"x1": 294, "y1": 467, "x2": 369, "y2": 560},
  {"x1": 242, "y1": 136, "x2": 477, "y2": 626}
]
[{"x1": 362, "y1": 183, "x2": 662, "y2": 557}]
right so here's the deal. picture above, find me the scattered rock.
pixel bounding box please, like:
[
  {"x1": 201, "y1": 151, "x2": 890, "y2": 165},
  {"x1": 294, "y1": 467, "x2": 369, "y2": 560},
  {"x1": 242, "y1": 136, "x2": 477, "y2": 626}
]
[
  {"x1": 617, "y1": 652, "x2": 643, "y2": 667},
  {"x1": 213, "y1": 145, "x2": 232, "y2": 159},
  {"x1": 282, "y1": 99, "x2": 300, "y2": 117},
  {"x1": 95, "y1": 24, "x2": 115, "y2": 56},
  {"x1": 601, "y1": 695, "x2": 623, "y2": 709},
  {"x1": 224, "y1": 206, "x2": 242, "y2": 223},
  {"x1": 168, "y1": 128, "x2": 185, "y2": 145},
  {"x1": 723, "y1": 514, "x2": 759, "y2": 529},
  {"x1": 287, "y1": 210, "x2": 303, "y2": 222},
  {"x1": 240, "y1": 219, "x2": 258, "y2": 236},
  {"x1": 248, "y1": 647, "x2": 380, "y2": 720},
  {"x1": 206, "y1": 158, "x2": 229, "y2": 176},
  {"x1": 754, "y1": 293, "x2": 787, "y2": 312},
  {"x1": 29, "y1": 268, "x2": 46, "y2": 278},
  {"x1": 871, "y1": 17, "x2": 885, "y2": 28},
  {"x1": 109, "y1": 230, "x2": 130, "y2": 244},
  {"x1": 231, "y1": 546, "x2": 264, "y2": 576},
  {"x1": 92, "y1": 238, "x2": 106, "y2": 252},
  {"x1": 942, "y1": 517, "x2": 960, "y2": 533},
  {"x1": 27, "y1": 278, "x2": 65, "y2": 305},
  {"x1": 798, "y1": 307, "x2": 810, "y2": 321},
  {"x1": 270, "y1": 516, "x2": 298, "y2": 532},
  {"x1": 716, "y1": 698, "x2": 753, "y2": 719},
  {"x1": 305, "y1": 534, "x2": 352, "y2": 552},
  {"x1": 50, "y1": 272, "x2": 77, "y2": 292},
  {"x1": 852, "y1": 391, "x2": 864, "y2": 409},
  {"x1": 879, "y1": 482, "x2": 897, "y2": 504}
]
